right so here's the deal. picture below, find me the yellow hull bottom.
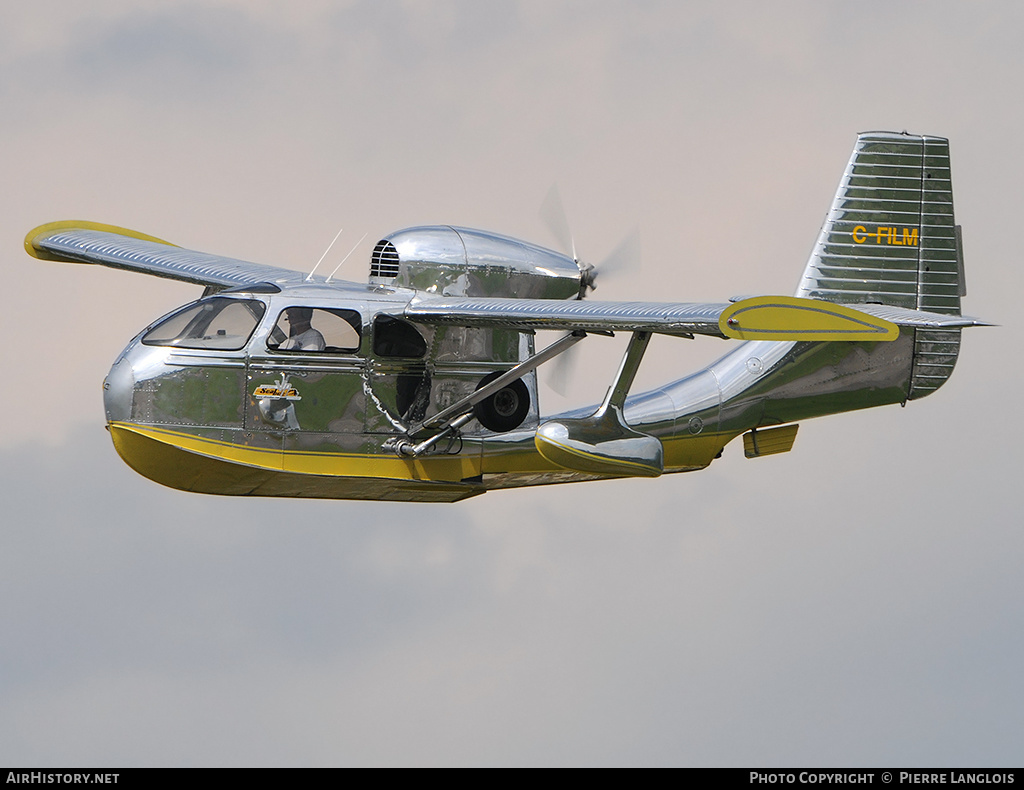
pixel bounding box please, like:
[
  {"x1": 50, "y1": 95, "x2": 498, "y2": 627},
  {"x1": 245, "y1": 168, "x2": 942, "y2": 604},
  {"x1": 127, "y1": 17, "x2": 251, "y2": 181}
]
[
  {"x1": 110, "y1": 423, "x2": 486, "y2": 502},
  {"x1": 109, "y1": 422, "x2": 738, "y2": 502}
]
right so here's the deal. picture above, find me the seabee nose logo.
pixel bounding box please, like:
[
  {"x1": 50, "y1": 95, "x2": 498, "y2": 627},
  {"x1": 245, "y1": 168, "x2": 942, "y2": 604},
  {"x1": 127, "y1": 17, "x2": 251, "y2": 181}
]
[
  {"x1": 254, "y1": 373, "x2": 302, "y2": 430},
  {"x1": 253, "y1": 373, "x2": 302, "y2": 401}
]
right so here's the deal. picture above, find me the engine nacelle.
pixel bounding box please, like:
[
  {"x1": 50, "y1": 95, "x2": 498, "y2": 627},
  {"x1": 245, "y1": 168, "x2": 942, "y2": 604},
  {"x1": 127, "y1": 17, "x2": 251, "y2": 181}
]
[{"x1": 369, "y1": 225, "x2": 582, "y2": 299}]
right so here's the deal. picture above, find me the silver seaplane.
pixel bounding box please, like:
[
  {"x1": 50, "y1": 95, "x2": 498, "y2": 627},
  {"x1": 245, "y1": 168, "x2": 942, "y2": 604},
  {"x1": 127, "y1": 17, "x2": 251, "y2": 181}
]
[{"x1": 25, "y1": 132, "x2": 988, "y2": 502}]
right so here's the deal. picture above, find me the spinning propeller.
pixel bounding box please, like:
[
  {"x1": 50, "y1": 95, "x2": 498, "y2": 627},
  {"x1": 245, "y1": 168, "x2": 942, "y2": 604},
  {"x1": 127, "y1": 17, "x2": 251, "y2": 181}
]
[
  {"x1": 540, "y1": 185, "x2": 641, "y2": 298},
  {"x1": 539, "y1": 185, "x2": 642, "y2": 394}
]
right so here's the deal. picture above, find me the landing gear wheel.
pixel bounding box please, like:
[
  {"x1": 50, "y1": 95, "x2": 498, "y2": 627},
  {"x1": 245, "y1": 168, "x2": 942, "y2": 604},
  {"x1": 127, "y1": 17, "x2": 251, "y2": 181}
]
[{"x1": 473, "y1": 371, "x2": 531, "y2": 433}]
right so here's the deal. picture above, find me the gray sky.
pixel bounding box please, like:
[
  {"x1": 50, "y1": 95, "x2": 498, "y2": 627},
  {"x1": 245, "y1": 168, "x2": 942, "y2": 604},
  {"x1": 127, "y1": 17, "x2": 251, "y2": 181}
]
[{"x1": 1, "y1": 1, "x2": 1021, "y2": 766}]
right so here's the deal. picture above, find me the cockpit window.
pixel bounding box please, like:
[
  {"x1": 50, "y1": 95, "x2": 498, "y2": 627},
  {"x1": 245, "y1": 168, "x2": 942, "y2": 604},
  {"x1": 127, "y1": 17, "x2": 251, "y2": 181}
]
[
  {"x1": 373, "y1": 315, "x2": 427, "y2": 358},
  {"x1": 142, "y1": 298, "x2": 266, "y2": 350},
  {"x1": 267, "y1": 307, "x2": 362, "y2": 353}
]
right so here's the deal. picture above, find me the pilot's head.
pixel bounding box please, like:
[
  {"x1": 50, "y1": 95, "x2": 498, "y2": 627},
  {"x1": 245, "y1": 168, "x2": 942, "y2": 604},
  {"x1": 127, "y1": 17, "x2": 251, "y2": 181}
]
[{"x1": 285, "y1": 307, "x2": 314, "y2": 334}]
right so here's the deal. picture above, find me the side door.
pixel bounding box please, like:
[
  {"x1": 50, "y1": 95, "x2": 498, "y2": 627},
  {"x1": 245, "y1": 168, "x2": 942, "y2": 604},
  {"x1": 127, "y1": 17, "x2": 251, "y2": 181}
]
[
  {"x1": 364, "y1": 314, "x2": 434, "y2": 435},
  {"x1": 365, "y1": 318, "x2": 539, "y2": 437},
  {"x1": 365, "y1": 314, "x2": 484, "y2": 480},
  {"x1": 245, "y1": 306, "x2": 370, "y2": 457}
]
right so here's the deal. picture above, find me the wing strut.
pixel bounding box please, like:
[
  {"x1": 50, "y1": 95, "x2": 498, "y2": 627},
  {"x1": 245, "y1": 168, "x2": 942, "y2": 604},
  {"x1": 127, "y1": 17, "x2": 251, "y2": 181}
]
[
  {"x1": 534, "y1": 331, "x2": 664, "y2": 478},
  {"x1": 385, "y1": 330, "x2": 586, "y2": 457},
  {"x1": 601, "y1": 330, "x2": 651, "y2": 412}
]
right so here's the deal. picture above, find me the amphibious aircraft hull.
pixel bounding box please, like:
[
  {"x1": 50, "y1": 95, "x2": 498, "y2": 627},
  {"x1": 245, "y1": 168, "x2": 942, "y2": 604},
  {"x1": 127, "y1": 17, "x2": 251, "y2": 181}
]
[
  {"x1": 104, "y1": 328, "x2": 925, "y2": 502},
  {"x1": 107, "y1": 418, "x2": 738, "y2": 502}
]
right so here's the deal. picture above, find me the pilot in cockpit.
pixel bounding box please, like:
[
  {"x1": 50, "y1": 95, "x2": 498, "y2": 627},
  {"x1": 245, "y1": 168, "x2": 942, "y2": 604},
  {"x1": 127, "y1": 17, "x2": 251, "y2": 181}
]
[{"x1": 280, "y1": 307, "x2": 326, "y2": 352}]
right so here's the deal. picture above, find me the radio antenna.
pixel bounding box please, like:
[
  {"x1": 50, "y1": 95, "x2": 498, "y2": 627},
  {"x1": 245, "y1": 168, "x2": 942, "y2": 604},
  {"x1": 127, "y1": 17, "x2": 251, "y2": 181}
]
[
  {"x1": 326, "y1": 232, "x2": 368, "y2": 283},
  {"x1": 306, "y1": 226, "x2": 344, "y2": 281}
]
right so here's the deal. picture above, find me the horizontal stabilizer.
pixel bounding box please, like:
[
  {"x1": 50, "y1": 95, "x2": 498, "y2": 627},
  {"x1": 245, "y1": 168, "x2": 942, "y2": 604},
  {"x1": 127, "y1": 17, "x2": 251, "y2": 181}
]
[
  {"x1": 849, "y1": 302, "x2": 991, "y2": 328},
  {"x1": 730, "y1": 295, "x2": 990, "y2": 327}
]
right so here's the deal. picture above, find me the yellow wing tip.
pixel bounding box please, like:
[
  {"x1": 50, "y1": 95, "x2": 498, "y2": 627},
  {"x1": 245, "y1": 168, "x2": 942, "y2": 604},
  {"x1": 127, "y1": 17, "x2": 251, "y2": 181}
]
[
  {"x1": 720, "y1": 295, "x2": 899, "y2": 342},
  {"x1": 24, "y1": 220, "x2": 178, "y2": 261}
]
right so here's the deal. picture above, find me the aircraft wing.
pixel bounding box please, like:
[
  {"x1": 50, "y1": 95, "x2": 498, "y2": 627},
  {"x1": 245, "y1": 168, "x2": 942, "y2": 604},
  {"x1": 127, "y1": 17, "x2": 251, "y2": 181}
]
[
  {"x1": 24, "y1": 221, "x2": 310, "y2": 289},
  {"x1": 405, "y1": 295, "x2": 730, "y2": 337},
  {"x1": 405, "y1": 295, "x2": 990, "y2": 340}
]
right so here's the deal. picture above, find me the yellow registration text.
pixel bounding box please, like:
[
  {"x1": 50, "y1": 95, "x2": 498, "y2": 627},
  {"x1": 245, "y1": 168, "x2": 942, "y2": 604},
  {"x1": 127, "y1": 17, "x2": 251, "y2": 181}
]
[{"x1": 852, "y1": 225, "x2": 919, "y2": 246}]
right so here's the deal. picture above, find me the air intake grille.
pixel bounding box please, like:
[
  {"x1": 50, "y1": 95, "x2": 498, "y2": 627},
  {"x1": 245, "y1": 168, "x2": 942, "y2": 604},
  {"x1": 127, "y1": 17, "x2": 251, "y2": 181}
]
[{"x1": 370, "y1": 240, "x2": 400, "y2": 279}]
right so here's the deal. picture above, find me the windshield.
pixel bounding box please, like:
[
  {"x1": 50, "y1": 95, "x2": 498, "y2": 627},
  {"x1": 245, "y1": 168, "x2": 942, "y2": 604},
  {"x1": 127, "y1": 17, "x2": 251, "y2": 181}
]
[{"x1": 142, "y1": 297, "x2": 266, "y2": 351}]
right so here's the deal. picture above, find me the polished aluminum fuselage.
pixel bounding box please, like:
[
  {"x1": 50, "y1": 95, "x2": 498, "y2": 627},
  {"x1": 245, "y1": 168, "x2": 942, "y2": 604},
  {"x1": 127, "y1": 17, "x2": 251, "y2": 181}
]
[{"x1": 104, "y1": 280, "x2": 932, "y2": 502}]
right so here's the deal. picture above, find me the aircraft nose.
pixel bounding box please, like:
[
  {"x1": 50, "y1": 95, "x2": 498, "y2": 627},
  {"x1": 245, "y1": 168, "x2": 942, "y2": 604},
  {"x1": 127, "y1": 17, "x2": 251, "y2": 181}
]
[{"x1": 103, "y1": 356, "x2": 135, "y2": 423}]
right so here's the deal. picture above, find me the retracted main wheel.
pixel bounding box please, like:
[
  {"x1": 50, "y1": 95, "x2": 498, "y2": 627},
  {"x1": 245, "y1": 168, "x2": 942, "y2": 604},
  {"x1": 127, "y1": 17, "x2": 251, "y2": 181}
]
[{"x1": 473, "y1": 371, "x2": 531, "y2": 433}]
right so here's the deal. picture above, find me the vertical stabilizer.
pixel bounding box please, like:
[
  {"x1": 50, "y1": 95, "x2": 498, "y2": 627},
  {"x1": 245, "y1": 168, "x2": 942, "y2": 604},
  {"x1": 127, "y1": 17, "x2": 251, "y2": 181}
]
[
  {"x1": 796, "y1": 132, "x2": 963, "y2": 315},
  {"x1": 797, "y1": 132, "x2": 965, "y2": 399}
]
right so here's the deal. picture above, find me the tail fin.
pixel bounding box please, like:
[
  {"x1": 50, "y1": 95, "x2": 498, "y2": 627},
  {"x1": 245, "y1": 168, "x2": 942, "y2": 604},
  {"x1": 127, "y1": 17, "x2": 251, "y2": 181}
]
[
  {"x1": 797, "y1": 132, "x2": 966, "y2": 400},
  {"x1": 797, "y1": 131, "x2": 964, "y2": 315}
]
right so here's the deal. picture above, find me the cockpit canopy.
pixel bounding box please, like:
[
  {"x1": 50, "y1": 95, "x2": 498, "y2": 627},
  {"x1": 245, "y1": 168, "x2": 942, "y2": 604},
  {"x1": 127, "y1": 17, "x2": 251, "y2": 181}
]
[
  {"x1": 141, "y1": 296, "x2": 432, "y2": 361},
  {"x1": 142, "y1": 297, "x2": 266, "y2": 351}
]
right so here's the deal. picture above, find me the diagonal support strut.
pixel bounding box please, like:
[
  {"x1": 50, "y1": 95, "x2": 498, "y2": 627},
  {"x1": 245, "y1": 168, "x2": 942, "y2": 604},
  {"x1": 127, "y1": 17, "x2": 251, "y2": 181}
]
[{"x1": 389, "y1": 330, "x2": 587, "y2": 457}]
